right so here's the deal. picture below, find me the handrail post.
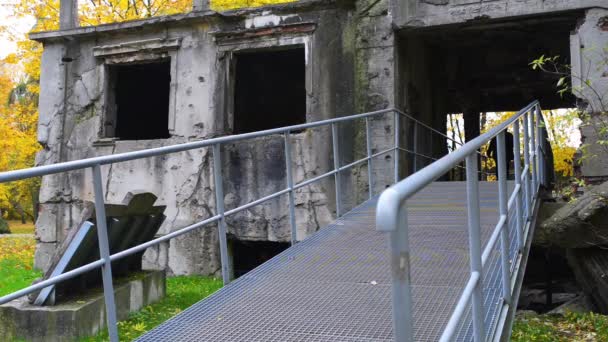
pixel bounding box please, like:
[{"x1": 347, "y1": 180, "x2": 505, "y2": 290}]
[
  {"x1": 394, "y1": 111, "x2": 400, "y2": 183},
  {"x1": 284, "y1": 132, "x2": 297, "y2": 245},
  {"x1": 413, "y1": 121, "x2": 418, "y2": 172},
  {"x1": 212, "y1": 144, "x2": 232, "y2": 284},
  {"x1": 513, "y1": 119, "x2": 524, "y2": 250},
  {"x1": 496, "y1": 132, "x2": 512, "y2": 305},
  {"x1": 366, "y1": 117, "x2": 374, "y2": 199},
  {"x1": 535, "y1": 105, "x2": 545, "y2": 187},
  {"x1": 529, "y1": 110, "x2": 537, "y2": 193},
  {"x1": 522, "y1": 111, "x2": 531, "y2": 220},
  {"x1": 389, "y1": 204, "x2": 414, "y2": 342},
  {"x1": 465, "y1": 154, "x2": 485, "y2": 341},
  {"x1": 92, "y1": 165, "x2": 119, "y2": 342},
  {"x1": 332, "y1": 123, "x2": 342, "y2": 217}
]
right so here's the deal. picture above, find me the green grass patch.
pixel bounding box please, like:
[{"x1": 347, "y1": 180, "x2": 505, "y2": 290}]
[
  {"x1": 81, "y1": 276, "x2": 222, "y2": 341},
  {"x1": 0, "y1": 258, "x2": 42, "y2": 297},
  {"x1": 0, "y1": 236, "x2": 41, "y2": 296},
  {"x1": 512, "y1": 311, "x2": 608, "y2": 341},
  {"x1": 6, "y1": 220, "x2": 35, "y2": 234}
]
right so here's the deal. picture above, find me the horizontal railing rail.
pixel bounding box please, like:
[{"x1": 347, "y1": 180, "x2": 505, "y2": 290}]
[
  {"x1": 376, "y1": 100, "x2": 552, "y2": 342},
  {"x1": 0, "y1": 106, "x2": 466, "y2": 342}
]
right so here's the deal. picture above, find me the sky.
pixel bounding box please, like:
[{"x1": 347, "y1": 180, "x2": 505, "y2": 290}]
[{"x1": 0, "y1": 0, "x2": 35, "y2": 59}]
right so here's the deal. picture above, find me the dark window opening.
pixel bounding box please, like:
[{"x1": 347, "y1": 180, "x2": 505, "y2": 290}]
[
  {"x1": 230, "y1": 238, "x2": 289, "y2": 277},
  {"x1": 109, "y1": 61, "x2": 171, "y2": 140},
  {"x1": 233, "y1": 48, "x2": 306, "y2": 134}
]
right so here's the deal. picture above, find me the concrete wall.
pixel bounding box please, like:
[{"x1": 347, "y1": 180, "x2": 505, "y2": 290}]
[
  {"x1": 31, "y1": 1, "x2": 398, "y2": 275},
  {"x1": 571, "y1": 8, "x2": 608, "y2": 181}
]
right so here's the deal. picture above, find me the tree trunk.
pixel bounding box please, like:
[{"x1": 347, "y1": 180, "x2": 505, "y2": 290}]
[{"x1": 0, "y1": 209, "x2": 10, "y2": 234}]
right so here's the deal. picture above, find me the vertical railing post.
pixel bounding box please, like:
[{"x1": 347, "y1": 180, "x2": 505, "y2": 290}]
[
  {"x1": 522, "y1": 111, "x2": 532, "y2": 220},
  {"x1": 535, "y1": 105, "x2": 545, "y2": 187},
  {"x1": 466, "y1": 154, "x2": 486, "y2": 341},
  {"x1": 366, "y1": 117, "x2": 374, "y2": 199},
  {"x1": 513, "y1": 119, "x2": 524, "y2": 250},
  {"x1": 413, "y1": 121, "x2": 418, "y2": 172},
  {"x1": 212, "y1": 144, "x2": 232, "y2": 284},
  {"x1": 529, "y1": 110, "x2": 537, "y2": 193},
  {"x1": 394, "y1": 111, "x2": 400, "y2": 183},
  {"x1": 284, "y1": 132, "x2": 297, "y2": 245},
  {"x1": 92, "y1": 165, "x2": 119, "y2": 342},
  {"x1": 496, "y1": 132, "x2": 512, "y2": 305},
  {"x1": 332, "y1": 123, "x2": 342, "y2": 217},
  {"x1": 389, "y1": 204, "x2": 414, "y2": 342}
]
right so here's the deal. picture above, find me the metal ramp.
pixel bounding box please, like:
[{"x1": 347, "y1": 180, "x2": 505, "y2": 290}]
[
  {"x1": 0, "y1": 101, "x2": 550, "y2": 341},
  {"x1": 138, "y1": 181, "x2": 518, "y2": 341}
]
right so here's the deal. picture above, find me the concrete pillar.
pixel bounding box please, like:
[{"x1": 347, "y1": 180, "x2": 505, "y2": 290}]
[
  {"x1": 193, "y1": 0, "x2": 210, "y2": 11},
  {"x1": 59, "y1": 0, "x2": 78, "y2": 30},
  {"x1": 570, "y1": 8, "x2": 608, "y2": 182},
  {"x1": 463, "y1": 107, "x2": 482, "y2": 179}
]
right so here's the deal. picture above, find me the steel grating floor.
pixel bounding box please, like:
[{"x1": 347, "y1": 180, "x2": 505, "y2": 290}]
[{"x1": 138, "y1": 181, "x2": 512, "y2": 342}]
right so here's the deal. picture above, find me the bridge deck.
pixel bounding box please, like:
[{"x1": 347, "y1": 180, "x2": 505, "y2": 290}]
[{"x1": 139, "y1": 181, "x2": 517, "y2": 341}]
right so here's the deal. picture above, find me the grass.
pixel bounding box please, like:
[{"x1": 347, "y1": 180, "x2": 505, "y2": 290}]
[
  {"x1": 0, "y1": 235, "x2": 42, "y2": 296},
  {"x1": 512, "y1": 311, "x2": 608, "y2": 341},
  {"x1": 1, "y1": 233, "x2": 222, "y2": 341},
  {"x1": 5, "y1": 220, "x2": 35, "y2": 234},
  {"x1": 81, "y1": 275, "x2": 223, "y2": 341}
]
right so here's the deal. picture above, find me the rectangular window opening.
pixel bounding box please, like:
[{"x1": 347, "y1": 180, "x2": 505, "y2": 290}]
[
  {"x1": 233, "y1": 48, "x2": 306, "y2": 134},
  {"x1": 108, "y1": 60, "x2": 171, "y2": 140}
]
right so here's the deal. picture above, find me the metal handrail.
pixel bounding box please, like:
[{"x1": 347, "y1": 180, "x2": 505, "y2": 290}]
[
  {"x1": 376, "y1": 100, "x2": 552, "y2": 342},
  {"x1": 0, "y1": 106, "x2": 462, "y2": 342}
]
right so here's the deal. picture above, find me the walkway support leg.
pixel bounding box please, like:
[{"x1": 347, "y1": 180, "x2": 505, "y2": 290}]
[
  {"x1": 213, "y1": 144, "x2": 232, "y2": 284},
  {"x1": 466, "y1": 154, "x2": 486, "y2": 341},
  {"x1": 497, "y1": 132, "x2": 512, "y2": 305},
  {"x1": 92, "y1": 165, "x2": 119, "y2": 342}
]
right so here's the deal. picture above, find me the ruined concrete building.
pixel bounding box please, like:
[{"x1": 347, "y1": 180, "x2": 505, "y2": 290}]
[{"x1": 31, "y1": 0, "x2": 608, "y2": 276}]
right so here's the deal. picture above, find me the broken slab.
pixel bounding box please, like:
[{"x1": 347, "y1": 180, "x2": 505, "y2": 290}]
[
  {"x1": 31, "y1": 192, "x2": 166, "y2": 305},
  {"x1": 0, "y1": 270, "x2": 165, "y2": 342},
  {"x1": 567, "y1": 248, "x2": 608, "y2": 314},
  {"x1": 536, "y1": 181, "x2": 608, "y2": 248}
]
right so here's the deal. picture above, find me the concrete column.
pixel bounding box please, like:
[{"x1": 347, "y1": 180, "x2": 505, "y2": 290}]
[
  {"x1": 193, "y1": 0, "x2": 210, "y2": 11},
  {"x1": 463, "y1": 107, "x2": 481, "y2": 179},
  {"x1": 570, "y1": 8, "x2": 608, "y2": 182},
  {"x1": 59, "y1": 0, "x2": 78, "y2": 29}
]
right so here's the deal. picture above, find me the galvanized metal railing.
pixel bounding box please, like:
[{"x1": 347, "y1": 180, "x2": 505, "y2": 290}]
[
  {"x1": 376, "y1": 100, "x2": 551, "y2": 341},
  {"x1": 0, "y1": 107, "x2": 461, "y2": 341}
]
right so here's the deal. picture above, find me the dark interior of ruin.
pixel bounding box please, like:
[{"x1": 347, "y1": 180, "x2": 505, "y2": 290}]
[
  {"x1": 233, "y1": 47, "x2": 306, "y2": 134},
  {"x1": 112, "y1": 60, "x2": 171, "y2": 140},
  {"x1": 416, "y1": 12, "x2": 581, "y2": 113},
  {"x1": 230, "y1": 238, "x2": 289, "y2": 277}
]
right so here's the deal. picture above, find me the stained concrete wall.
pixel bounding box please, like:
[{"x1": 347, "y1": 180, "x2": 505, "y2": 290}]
[
  {"x1": 571, "y1": 8, "x2": 608, "y2": 181},
  {"x1": 31, "y1": 1, "x2": 399, "y2": 276}
]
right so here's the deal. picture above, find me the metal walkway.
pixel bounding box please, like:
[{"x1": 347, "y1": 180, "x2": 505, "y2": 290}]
[{"x1": 139, "y1": 181, "x2": 518, "y2": 341}]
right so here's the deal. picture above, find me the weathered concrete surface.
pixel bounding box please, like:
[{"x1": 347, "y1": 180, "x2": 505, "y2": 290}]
[
  {"x1": 0, "y1": 270, "x2": 165, "y2": 342},
  {"x1": 568, "y1": 248, "x2": 608, "y2": 313},
  {"x1": 571, "y1": 8, "x2": 608, "y2": 181},
  {"x1": 31, "y1": 1, "x2": 361, "y2": 276},
  {"x1": 392, "y1": 0, "x2": 606, "y2": 28},
  {"x1": 537, "y1": 181, "x2": 608, "y2": 248}
]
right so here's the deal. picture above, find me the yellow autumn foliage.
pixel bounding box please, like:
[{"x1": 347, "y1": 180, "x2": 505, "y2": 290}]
[{"x1": 211, "y1": 0, "x2": 296, "y2": 11}]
